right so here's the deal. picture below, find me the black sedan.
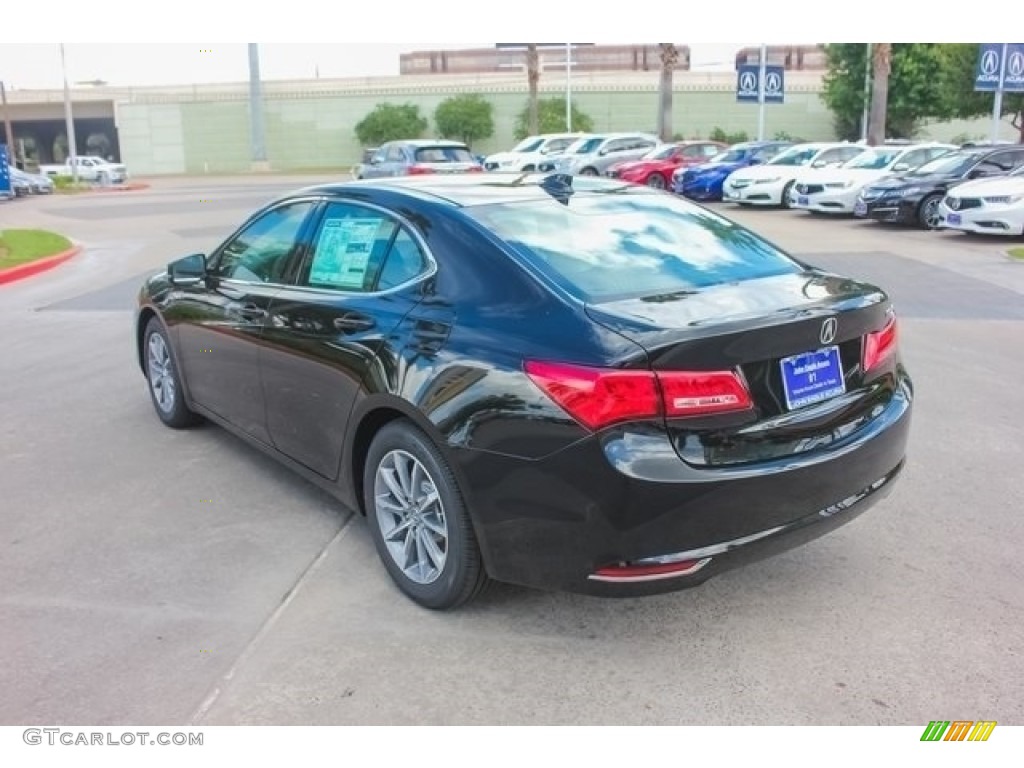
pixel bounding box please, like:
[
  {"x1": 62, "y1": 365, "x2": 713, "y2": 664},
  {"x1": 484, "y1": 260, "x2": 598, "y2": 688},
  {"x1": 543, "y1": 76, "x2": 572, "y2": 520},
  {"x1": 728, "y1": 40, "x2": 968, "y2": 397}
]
[
  {"x1": 855, "y1": 145, "x2": 1024, "y2": 228},
  {"x1": 135, "y1": 174, "x2": 912, "y2": 610}
]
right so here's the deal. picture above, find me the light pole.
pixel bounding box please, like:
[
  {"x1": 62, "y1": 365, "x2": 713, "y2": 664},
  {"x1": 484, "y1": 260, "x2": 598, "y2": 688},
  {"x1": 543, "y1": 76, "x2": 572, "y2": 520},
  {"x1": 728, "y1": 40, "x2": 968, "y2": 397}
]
[
  {"x1": 861, "y1": 43, "x2": 872, "y2": 142},
  {"x1": 248, "y1": 43, "x2": 268, "y2": 169},
  {"x1": 60, "y1": 44, "x2": 79, "y2": 182},
  {"x1": 565, "y1": 42, "x2": 573, "y2": 132},
  {"x1": 757, "y1": 43, "x2": 767, "y2": 141},
  {"x1": 0, "y1": 81, "x2": 15, "y2": 166}
]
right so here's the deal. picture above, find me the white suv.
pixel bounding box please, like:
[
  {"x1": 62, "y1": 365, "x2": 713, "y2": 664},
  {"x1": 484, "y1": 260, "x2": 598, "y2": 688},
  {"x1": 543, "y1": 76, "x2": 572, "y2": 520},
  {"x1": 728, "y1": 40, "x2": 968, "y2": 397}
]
[{"x1": 484, "y1": 134, "x2": 584, "y2": 173}]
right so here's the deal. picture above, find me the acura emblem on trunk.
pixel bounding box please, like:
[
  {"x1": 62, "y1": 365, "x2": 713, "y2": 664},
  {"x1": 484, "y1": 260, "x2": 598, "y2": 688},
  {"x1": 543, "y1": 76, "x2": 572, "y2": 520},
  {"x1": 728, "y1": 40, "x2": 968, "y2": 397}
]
[{"x1": 820, "y1": 317, "x2": 837, "y2": 345}]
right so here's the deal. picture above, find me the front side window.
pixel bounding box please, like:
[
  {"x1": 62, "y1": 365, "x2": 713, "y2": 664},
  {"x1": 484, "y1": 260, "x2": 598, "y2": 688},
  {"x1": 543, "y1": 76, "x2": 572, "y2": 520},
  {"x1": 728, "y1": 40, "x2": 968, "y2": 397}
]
[
  {"x1": 215, "y1": 202, "x2": 314, "y2": 283},
  {"x1": 302, "y1": 203, "x2": 428, "y2": 292}
]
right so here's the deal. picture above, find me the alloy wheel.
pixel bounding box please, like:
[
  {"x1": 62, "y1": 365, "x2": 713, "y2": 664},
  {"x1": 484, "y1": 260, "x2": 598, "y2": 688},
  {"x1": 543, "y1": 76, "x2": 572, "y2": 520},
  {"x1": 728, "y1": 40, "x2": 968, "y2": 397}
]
[
  {"x1": 147, "y1": 332, "x2": 176, "y2": 414},
  {"x1": 373, "y1": 449, "x2": 449, "y2": 584}
]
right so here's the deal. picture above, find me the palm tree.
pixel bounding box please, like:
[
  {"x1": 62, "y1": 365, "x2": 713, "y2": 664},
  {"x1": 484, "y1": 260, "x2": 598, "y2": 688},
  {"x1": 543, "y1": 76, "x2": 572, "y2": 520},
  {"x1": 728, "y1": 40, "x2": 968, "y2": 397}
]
[
  {"x1": 657, "y1": 44, "x2": 679, "y2": 142},
  {"x1": 866, "y1": 43, "x2": 891, "y2": 146},
  {"x1": 526, "y1": 44, "x2": 540, "y2": 136}
]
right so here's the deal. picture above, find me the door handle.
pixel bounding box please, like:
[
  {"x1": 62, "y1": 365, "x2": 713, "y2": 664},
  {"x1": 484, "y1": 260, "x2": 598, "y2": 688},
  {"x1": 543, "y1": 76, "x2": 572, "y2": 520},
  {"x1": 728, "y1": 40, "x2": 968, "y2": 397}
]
[
  {"x1": 334, "y1": 313, "x2": 375, "y2": 332},
  {"x1": 238, "y1": 303, "x2": 267, "y2": 320}
]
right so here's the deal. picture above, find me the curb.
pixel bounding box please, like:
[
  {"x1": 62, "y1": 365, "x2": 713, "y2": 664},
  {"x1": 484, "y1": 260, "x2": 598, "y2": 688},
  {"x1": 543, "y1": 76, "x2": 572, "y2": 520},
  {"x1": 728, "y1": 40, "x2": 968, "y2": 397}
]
[
  {"x1": 87, "y1": 182, "x2": 151, "y2": 193},
  {"x1": 0, "y1": 245, "x2": 83, "y2": 286}
]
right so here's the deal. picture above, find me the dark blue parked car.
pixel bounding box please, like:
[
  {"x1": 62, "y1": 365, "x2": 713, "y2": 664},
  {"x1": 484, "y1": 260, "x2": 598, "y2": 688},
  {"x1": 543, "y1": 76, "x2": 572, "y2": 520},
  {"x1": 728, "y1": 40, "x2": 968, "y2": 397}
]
[{"x1": 672, "y1": 141, "x2": 793, "y2": 200}]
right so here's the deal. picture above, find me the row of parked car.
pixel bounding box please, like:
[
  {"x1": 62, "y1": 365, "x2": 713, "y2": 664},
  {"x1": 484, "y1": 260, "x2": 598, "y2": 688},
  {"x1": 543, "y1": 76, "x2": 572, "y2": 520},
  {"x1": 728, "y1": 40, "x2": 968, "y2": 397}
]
[
  {"x1": 481, "y1": 132, "x2": 1024, "y2": 237},
  {"x1": 2, "y1": 165, "x2": 55, "y2": 200}
]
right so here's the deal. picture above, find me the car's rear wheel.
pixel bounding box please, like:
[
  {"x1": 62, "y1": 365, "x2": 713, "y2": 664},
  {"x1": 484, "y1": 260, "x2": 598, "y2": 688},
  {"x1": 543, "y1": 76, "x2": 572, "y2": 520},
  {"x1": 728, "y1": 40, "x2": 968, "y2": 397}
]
[
  {"x1": 579, "y1": 167, "x2": 598, "y2": 176},
  {"x1": 364, "y1": 421, "x2": 489, "y2": 610},
  {"x1": 144, "y1": 318, "x2": 201, "y2": 429},
  {"x1": 646, "y1": 173, "x2": 666, "y2": 189},
  {"x1": 918, "y1": 193, "x2": 943, "y2": 229},
  {"x1": 521, "y1": 164, "x2": 535, "y2": 172}
]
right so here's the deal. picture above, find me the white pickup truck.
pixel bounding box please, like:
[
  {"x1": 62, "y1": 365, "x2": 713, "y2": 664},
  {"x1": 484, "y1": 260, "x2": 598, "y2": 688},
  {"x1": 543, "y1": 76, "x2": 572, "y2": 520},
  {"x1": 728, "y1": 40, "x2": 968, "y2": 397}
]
[{"x1": 39, "y1": 156, "x2": 128, "y2": 184}]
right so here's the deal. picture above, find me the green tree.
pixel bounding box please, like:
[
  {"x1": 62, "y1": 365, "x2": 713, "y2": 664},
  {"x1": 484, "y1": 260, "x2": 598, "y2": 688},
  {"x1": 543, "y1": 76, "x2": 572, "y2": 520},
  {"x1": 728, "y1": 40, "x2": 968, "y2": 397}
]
[
  {"x1": 513, "y1": 97, "x2": 594, "y2": 139},
  {"x1": 935, "y1": 44, "x2": 1024, "y2": 143},
  {"x1": 354, "y1": 103, "x2": 427, "y2": 146},
  {"x1": 434, "y1": 94, "x2": 495, "y2": 147},
  {"x1": 822, "y1": 44, "x2": 949, "y2": 140}
]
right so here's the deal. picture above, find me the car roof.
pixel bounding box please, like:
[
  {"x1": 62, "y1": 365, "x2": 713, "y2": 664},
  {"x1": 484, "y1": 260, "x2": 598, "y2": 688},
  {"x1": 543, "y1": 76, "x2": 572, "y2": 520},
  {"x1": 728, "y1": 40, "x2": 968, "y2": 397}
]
[
  {"x1": 294, "y1": 173, "x2": 649, "y2": 208},
  {"x1": 389, "y1": 139, "x2": 469, "y2": 148}
]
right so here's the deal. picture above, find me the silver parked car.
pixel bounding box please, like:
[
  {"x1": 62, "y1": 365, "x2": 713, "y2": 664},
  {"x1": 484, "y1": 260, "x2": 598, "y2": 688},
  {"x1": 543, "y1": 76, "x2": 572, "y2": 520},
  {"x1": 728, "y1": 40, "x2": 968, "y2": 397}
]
[
  {"x1": 537, "y1": 133, "x2": 662, "y2": 176},
  {"x1": 357, "y1": 140, "x2": 483, "y2": 179}
]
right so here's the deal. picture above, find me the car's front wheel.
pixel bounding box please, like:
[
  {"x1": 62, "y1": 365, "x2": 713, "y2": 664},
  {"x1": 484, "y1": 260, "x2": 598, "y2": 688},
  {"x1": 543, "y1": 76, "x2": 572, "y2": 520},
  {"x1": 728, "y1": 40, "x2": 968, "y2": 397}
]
[
  {"x1": 579, "y1": 167, "x2": 598, "y2": 176},
  {"x1": 144, "y1": 318, "x2": 201, "y2": 429},
  {"x1": 918, "y1": 193, "x2": 944, "y2": 229},
  {"x1": 646, "y1": 173, "x2": 666, "y2": 189},
  {"x1": 781, "y1": 180, "x2": 795, "y2": 209},
  {"x1": 364, "y1": 420, "x2": 489, "y2": 610}
]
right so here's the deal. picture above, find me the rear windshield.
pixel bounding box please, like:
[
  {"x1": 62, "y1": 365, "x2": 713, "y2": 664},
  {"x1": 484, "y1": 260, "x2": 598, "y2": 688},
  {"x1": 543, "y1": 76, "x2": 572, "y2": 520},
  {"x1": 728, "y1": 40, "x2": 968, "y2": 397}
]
[
  {"x1": 414, "y1": 146, "x2": 474, "y2": 163},
  {"x1": 467, "y1": 192, "x2": 802, "y2": 301}
]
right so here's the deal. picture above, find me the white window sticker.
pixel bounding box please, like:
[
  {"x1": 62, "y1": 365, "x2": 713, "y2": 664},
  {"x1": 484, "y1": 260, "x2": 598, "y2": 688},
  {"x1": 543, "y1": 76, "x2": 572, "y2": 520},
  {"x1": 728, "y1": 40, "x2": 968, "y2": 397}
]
[{"x1": 309, "y1": 218, "x2": 382, "y2": 288}]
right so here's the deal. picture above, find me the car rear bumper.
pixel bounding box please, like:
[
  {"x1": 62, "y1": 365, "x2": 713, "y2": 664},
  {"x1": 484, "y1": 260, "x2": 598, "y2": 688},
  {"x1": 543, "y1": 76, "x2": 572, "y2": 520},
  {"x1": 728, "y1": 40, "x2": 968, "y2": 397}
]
[{"x1": 454, "y1": 370, "x2": 913, "y2": 596}]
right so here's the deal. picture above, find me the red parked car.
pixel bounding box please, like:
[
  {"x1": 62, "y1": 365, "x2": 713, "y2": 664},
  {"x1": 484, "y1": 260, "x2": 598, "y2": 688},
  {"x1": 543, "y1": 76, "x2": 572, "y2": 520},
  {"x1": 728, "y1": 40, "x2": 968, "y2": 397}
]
[{"x1": 606, "y1": 141, "x2": 727, "y2": 189}]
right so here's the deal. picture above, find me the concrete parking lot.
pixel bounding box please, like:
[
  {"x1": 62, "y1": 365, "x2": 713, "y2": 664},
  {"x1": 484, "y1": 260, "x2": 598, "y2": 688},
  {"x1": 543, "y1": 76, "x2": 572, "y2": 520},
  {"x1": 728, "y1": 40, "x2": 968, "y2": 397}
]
[{"x1": 1, "y1": 177, "x2": 1022, "y2": 725}]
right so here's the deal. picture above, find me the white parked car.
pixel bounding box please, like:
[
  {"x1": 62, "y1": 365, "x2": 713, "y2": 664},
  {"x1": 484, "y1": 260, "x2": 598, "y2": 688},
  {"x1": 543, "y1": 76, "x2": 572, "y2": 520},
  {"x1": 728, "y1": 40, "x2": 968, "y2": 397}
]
[
  {"x1": 938, "y1": 166, "x2": 1024, "y2": 236},
  {"x1": 722, "y1": 142, "x2": 866, "y2": 207},
  {"x1": 39, "y1": 155, "x2": 127, "y2": 184},
  {"x1": 790, "y1": 143, "x2": 955, "y2": 215},
  {"x1": 483, "y1": 133, "x2": 584, "y2": 172}
]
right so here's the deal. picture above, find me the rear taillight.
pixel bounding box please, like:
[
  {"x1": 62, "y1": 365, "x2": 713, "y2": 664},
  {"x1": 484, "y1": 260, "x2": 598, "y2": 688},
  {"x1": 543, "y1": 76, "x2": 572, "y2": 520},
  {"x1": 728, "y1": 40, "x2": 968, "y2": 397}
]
[
  {"x1": 863, "y1": 312, "x2": 898, "y2": 372},
  {"x1": 524, "y1": 361, "x2": 752, "y2": 431},
  {"x1": 407, "y1": 165, "x2": 435, "y2": 175},
  {"x1": 658, "y1": 371, "x2": 753, "y2": 417},
  {"x1": 467, "y1": 166, "x2": 484, "y2": 173}
]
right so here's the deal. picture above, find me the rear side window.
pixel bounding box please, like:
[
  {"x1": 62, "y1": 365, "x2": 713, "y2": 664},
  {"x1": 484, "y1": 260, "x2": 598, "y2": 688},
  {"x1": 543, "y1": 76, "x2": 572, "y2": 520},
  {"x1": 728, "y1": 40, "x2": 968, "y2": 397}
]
[
  {"x1": 414, "y1": 146, "x2": 473, "y2": 163},
  {"x1": 301, "y1": 202, "x2": 429, "y2": 292},
  {"x1": 468, "y1": 193, "x2": 802, "y2": 302}
]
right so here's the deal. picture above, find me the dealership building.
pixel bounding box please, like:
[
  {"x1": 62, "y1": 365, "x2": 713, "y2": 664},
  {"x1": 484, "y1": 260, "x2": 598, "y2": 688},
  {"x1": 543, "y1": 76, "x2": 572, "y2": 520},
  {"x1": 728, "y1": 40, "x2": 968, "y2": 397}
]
[{"x1": 0, "y1": 44, "x2": 1007, "y2": 176}]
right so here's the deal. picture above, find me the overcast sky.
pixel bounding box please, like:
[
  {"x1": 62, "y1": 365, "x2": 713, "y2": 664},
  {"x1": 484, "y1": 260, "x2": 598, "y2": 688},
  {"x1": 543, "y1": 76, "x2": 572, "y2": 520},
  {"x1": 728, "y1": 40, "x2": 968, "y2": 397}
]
[{"x1": 0, "y1": 43, "x2": 756, "y2": 90}]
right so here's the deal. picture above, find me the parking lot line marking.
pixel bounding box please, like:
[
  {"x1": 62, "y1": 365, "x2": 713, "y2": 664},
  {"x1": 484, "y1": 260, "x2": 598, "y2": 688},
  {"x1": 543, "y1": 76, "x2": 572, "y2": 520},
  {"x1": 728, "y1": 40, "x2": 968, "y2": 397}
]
[{"x1": 187, "y1": 511, "x2": 356, "y2": 725}]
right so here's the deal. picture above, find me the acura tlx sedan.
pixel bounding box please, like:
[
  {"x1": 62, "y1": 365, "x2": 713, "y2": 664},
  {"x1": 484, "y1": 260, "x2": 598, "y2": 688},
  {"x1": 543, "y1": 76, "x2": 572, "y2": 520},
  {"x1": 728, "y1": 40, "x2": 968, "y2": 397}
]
[{"x1": 135, "y1": 173, "x2": 913, "y2": 610}]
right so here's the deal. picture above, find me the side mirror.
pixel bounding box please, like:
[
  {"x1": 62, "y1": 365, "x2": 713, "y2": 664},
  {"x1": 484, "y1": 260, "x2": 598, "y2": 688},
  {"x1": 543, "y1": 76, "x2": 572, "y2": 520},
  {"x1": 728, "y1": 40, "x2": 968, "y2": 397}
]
[
  {"x1": 967, "y1": 167, "x2": 993, "y2": 179},
  {"x1": 811, "y1": 160, "x2": 826, "y2": 168},
  {"x1": 892, "y1": 162, "x2": 910, "y2": 172},
  {"x1": 169, "y1": 253, "x2": 206, "y2": 286},
  {"x1": 370, "y1": 156, "x2": 382, "y2": 165}
]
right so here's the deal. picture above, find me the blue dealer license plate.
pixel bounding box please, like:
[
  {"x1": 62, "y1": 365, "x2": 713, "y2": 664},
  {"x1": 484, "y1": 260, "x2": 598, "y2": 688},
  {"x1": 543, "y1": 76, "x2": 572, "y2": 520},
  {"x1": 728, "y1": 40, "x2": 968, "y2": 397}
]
[
  {"x1": 780, "y1": 345, "x2": 846, "y2": 410},
  {"x1": 946, "y1": 213, "x2": 961, "y2": 225},
  {"x1": 854, "y1": 200, "x2": 867, "y2": 216},
  {"x1": 797, "y1": 195, "x2": 809, "y2": 206}
]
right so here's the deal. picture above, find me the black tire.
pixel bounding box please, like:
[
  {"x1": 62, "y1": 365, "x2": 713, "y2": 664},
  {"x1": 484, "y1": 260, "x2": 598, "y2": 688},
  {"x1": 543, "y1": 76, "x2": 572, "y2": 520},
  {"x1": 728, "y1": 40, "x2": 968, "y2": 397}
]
[
  {"x1": 917, "y1": 193, "x2": 943, "y2": 229},
  {"x1": 143, "y1": 317, "x2": 202, "y2": 429},
  {"x1": 646, "y1": 173, "x2": 666, "y2": 189},
  {"x1": 363, "y1": 420, "x2": 489, "y2": 610},
  {"x1": 781, "y1": 180, "x2": 795, "y2": 209},
  {"x1": 579, "y1": 167, "x2": 598, "y2": 176},
  {"x1": 521, "y1": 164, "x2": 535, "y2": 172}
]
